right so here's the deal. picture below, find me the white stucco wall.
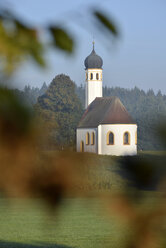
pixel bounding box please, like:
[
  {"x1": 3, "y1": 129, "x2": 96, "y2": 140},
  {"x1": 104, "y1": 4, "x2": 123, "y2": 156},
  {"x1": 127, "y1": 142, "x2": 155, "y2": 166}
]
[
  {"x1": 85, "y1": 69, "x2": 102, "y2": 108},
  {"x1": 76, "y1": 128, "x2": 98, "y2": 153},
  {"x1": 98, "y1": 124, "x2": 137, "y2": 156}
]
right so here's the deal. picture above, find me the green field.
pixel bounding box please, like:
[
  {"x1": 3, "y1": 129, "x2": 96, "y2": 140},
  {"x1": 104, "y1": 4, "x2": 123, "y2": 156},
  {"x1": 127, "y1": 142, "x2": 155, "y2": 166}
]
[
  {"x1": 0, "y1": 153, "x2": 165, "y2": 248},
  {"x1": 0, "y1": 197, "x2": 133, "y2": 248},
  {"x1": 0, "y1": 154, "x2": 128, "y2": 248},
  {"x1": 138, "y1": 150, "x2": 166, "y2": 155}
]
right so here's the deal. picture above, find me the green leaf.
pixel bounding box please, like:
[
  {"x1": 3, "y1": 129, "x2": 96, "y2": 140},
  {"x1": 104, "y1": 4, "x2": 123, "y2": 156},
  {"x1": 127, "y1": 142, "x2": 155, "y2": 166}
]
[
  {"x1": 93, "y1": 11, "x2": 119, "y2": 37},
  {"x1": 49, "y1": 26, "x2": 74, "y2": 53},
  {"x1": 0, "y1": 11, "x2": 45, "y2": 73},
  {"x1": 0, "y1": 87, "x2": 33, "y2": 141}
]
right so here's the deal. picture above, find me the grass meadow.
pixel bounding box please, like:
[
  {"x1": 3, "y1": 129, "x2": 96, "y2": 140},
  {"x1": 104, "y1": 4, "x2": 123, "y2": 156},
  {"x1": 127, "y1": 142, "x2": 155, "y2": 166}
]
[
  {"x1": 0, "y1": 153, "x2": 165, "y2": 248},
  {"x1": 0, "y1": 197, "x2": 133, "y2": 248}
]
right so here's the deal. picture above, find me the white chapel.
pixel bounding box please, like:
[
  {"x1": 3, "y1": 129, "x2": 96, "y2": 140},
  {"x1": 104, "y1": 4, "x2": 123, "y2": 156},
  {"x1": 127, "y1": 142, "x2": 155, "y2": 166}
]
[{"x1": 76, "y1": 43, "x2": 137, "y2": 156}]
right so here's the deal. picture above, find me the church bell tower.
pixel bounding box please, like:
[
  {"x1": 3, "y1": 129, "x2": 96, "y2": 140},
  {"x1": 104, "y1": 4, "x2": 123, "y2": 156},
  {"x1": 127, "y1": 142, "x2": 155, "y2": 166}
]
[{"x1": 84, "y1": 42, "x2": 103, "y2": 108}]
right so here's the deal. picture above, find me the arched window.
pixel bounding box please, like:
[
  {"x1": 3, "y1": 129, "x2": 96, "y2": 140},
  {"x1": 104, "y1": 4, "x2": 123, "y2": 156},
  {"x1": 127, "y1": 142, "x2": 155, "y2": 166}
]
[
  {"x1": 86, "y1": 132, "x2": 90, "y2": 145},
  {"x1": 123, "y1": 132, "x2": 130, "y2": 145},
  {"x1": 107, "y1": 132, "x2": 114, "y2": 145},
  {"x1": 91, "y1": 132, "x2": 95, "y2": 145},
  {"x1": 135, "y1": 131, "x2": 137, "y2": 145},
  {"x1": 80, "y1": 141, "x2": 84, "y2": 152},
  {"x1": 90, "y1": 73, "x2": 93, "y2": 80},
  {"x1": 96, "y1": 73, "x2": 99, "y2": 80}
]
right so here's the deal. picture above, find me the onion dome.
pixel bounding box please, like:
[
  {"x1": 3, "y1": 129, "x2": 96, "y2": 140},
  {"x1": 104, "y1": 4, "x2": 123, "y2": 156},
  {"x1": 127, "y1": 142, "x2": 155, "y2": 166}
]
[{"x1": 84, "y1": 42, "x2": 103, "y2": 69}]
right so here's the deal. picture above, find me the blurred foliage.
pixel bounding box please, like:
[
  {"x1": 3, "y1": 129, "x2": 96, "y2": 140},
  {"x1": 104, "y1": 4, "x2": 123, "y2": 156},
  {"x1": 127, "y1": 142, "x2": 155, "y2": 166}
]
[
  {"x1": 94, "y1": 10, "x2": 119, "y2": 37},
  {"x1": 49, "y1": 26, "x2": 74, "y2": 53},
  {"x1": 0, "y1": 9, "x2": 45, "y2": 74},
  {"x1": 0, "y1": 88, "x2": 33, "y2": 144},
  {"x1": 0, "y1": 6, "x2": 119, "y2": 75},
  {"x1": 112, "y1": 152, "x2": 166, "y2": 248},
  {"x1": 0, "y1": 86, "x2": 85, "y2": 199},
  {"x1": 119, "y1": 155, "x2": 166, "y2": 193}
]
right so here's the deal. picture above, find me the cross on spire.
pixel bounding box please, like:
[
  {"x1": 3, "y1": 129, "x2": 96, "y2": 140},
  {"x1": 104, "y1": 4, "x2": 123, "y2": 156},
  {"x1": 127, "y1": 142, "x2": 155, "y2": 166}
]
[
  {"x1": 92, "y1": 40, "x2": 95, "y2": 50},
  {"x1": 92, "y1": 35, "x2": 95, "y2": 50}
]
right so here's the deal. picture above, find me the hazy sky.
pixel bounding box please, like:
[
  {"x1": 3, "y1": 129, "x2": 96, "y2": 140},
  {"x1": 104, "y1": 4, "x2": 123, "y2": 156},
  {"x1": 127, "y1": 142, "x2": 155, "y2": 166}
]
[{"x1": 8, "y1": 0, "x2": 166, "y2": 93}]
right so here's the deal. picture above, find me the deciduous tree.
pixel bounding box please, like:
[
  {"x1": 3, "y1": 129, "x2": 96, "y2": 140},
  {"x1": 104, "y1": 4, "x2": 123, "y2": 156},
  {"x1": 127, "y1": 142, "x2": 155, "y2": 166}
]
[{"x1": 35, "y1": 74, "x2": 83, "y2": 149}]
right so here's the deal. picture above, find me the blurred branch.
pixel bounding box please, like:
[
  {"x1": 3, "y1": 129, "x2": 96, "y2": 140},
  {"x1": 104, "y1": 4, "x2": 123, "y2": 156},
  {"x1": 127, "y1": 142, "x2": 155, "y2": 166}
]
[
  {"x1": 0, "y1": 5, "x2": 119, "y2": 75},
  {"x1": 49, "y1": 26, "x2": 74, "y2": 53},
  {"x1": 93, "y1": 10, "x2": 119, "y2": 37}
]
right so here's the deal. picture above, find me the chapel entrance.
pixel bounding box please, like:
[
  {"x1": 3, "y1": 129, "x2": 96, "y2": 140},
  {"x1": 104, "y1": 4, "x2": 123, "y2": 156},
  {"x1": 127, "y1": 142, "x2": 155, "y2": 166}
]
[{"x1": 80, "y1": 141, "x2": 84, "y2": 152}]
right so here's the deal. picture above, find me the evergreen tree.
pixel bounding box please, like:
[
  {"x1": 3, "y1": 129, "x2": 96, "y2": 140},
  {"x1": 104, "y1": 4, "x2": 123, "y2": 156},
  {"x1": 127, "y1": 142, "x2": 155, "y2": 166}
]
[{"x1": 39, "y1": 82, "x2": 48, "y2": 95}]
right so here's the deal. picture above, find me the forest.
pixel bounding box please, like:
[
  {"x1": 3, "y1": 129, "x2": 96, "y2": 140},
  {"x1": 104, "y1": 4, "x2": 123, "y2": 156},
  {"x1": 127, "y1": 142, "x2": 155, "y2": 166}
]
[{"x1": 14, "y1": 74, "x2": 166, "y2": 151}]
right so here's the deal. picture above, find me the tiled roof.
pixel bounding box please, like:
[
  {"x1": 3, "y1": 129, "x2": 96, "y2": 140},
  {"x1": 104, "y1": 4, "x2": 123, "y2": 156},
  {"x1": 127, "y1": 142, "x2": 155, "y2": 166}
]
[{"x1": 78, "y1": 96, "x2": 136, "y2": 128}]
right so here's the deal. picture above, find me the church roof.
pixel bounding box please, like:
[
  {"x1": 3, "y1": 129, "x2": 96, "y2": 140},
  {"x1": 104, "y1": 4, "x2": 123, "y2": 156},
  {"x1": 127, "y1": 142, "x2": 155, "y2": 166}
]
[
  {"x1": 78, "y1": 96, "x2": 136, "y2": 128},
  {"x1": 84, "y1": 43, "x2": 103, "y2": 69}
]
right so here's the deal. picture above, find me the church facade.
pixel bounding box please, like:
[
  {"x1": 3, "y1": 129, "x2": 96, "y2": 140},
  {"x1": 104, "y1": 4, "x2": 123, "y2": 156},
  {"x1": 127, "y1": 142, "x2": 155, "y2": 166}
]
[{"x1": 76, "y1": 44, "x2": 137, "y2": 156}]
